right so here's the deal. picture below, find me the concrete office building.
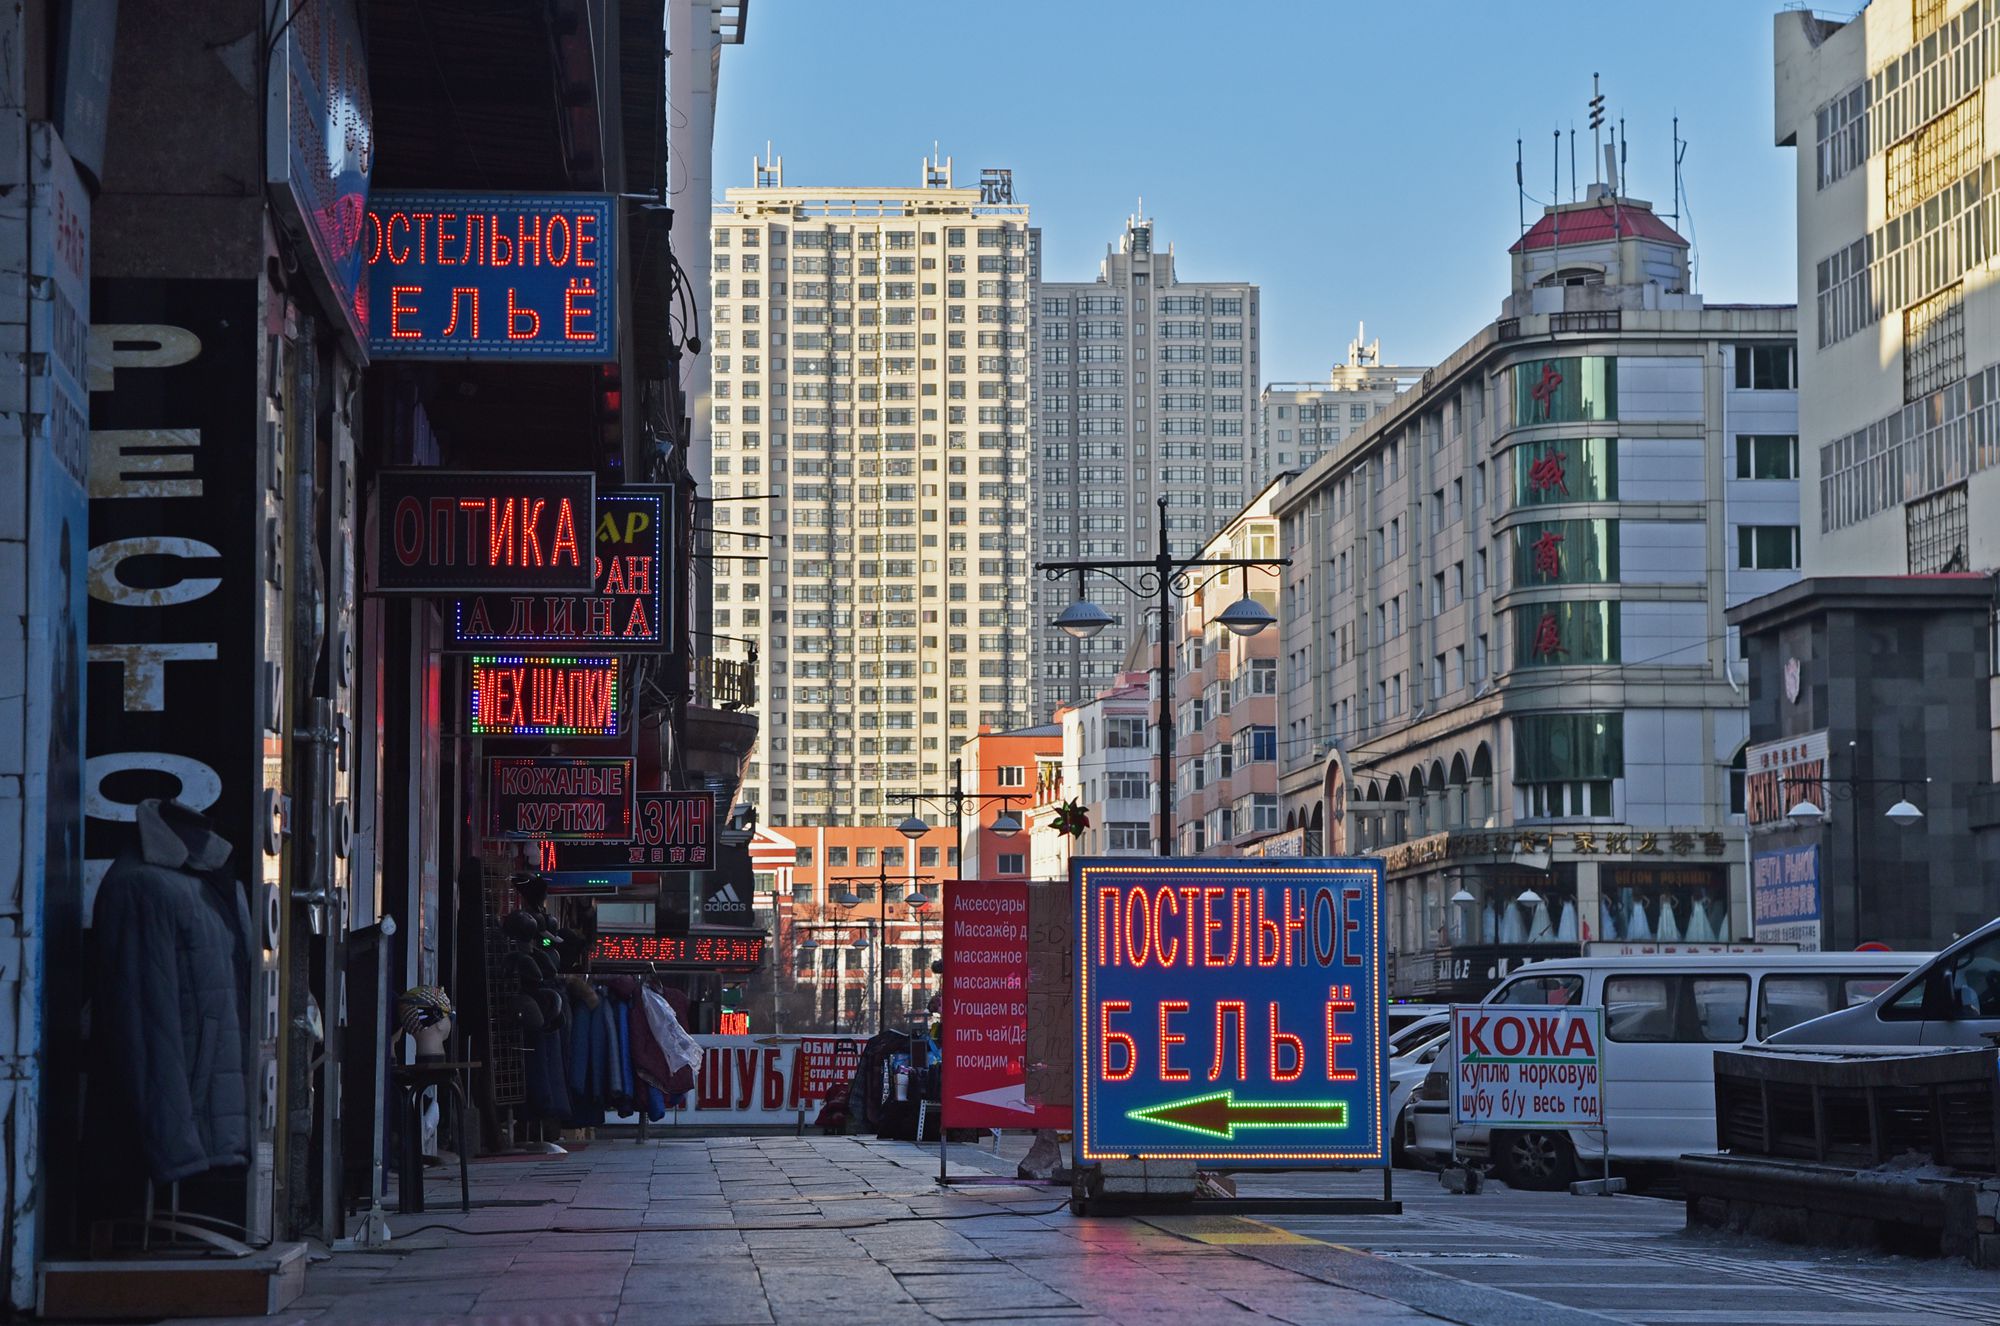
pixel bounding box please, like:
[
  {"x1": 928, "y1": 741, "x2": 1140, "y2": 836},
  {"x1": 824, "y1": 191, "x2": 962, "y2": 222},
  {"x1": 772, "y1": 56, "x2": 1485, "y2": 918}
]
[
  {"x1": 1273, "y1": 184, "x2": 1800, "y2": 1002},
  {"x1": 1728, "y1": 6, "x2": 2000, "y2": 951},
  {"x1": 1035, "y1": 215, "x2": 1261, "y2": 708},
  {"x1": 708, "y1": 153, "x2": 1038, "y2": 831},
  {"x1": 1260, "y1": 327, "x2": 1424, "y2": 476}
]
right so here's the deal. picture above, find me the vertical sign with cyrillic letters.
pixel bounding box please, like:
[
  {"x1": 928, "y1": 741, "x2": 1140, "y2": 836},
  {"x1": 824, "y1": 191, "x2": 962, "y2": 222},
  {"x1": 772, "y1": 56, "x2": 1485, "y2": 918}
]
[
  {"x1": 1074, "y1": 858, "x2": 1387, "y2": 1167},
  {"x1": 364, "y1": 193, "x2": 617, "y2": 360},
  {"x1": 943, "y1": 881, "x2": 1072, "y2": 1130}
]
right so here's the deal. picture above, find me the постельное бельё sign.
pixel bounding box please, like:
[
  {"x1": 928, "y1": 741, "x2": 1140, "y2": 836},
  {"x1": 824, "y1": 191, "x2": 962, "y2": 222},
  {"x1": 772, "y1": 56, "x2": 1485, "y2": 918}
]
[
  {"x1": 1074, "y1": 858, "x2": 1388, "y2": 1166},
  {"x1": 363, "y1": 192, "x2": 617, "y2": 360}
]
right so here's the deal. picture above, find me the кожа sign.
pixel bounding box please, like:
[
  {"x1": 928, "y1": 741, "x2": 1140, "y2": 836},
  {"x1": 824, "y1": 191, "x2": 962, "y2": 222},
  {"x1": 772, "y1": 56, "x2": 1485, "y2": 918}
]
[
  {"x1": 1074, "y1": 858, "x2": 1388, "y2": 1167},
  {"x1": 372, "y1": 469, "x2": 595, "y2": 594},
  {"x1": 484, "y1": 756, "x2": 633, "y2": 841},
  {"x1": 1449, "y1": 1004, "x2": 1603, "y2": 1129}
]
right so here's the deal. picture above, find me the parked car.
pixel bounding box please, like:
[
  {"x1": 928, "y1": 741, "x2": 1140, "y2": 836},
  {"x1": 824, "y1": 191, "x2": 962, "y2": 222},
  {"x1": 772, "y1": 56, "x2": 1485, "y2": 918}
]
[
  {"x1": 1405, "y1": 950, "x2": 1922, "y2": 1188},
  {"x1": 1387, "y1": 1012, "x2": 1448, "y2": 1058},
  {"x1": 1387, "y1": 1029, "x2": 1447, "y2": 1165},
  {"x1": 1767, "y1": 917, "x2": 2000, "y2": 1047},
  {"x1": 1387, "y1": 1003, "x2": 1447, "y2": 1038}
]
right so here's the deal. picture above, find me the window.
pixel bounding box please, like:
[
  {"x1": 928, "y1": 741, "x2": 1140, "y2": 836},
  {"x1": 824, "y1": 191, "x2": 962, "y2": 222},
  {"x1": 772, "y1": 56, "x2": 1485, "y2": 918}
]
[
  {"x1": 996, "y1": 765, "x2": 1025, "y2": 788},
  {"x1": 1491, "y1": 974, "x2": 1583, "y2": 1007},
  {"x1": 1907, "y1": 482, "x2": 1970, "y2": 573},
  {"x1": 1904, "y1": 283, "x2": 1966, "y2": 400},
  {"x1": 1604, "y1": 975, "x2": 1748, "y2": 1043},
  {"x1": 1885, "y1": 91, "x2": 1982, "y2": 217},
  {"x1": 827, "y1": 846, "x2": 848, "y2": 867},
  {"x1": 1757, "y1": 974, "x2": 1898, "y2": 1040},
  {"x1": 1512, "y1": 356, "x2": 1616, "y2": 425},
  {"x1": 997, "y1": 853, "x2": 1025, "y2": 875},
  {"x1": 857, "y1": 846, "x2": 876, "y2": 866},
  {"x1": 1737, "y1": 525, "x2": 1801, "y2": 570},
  {"x1": 1733, "y1": 344, "x2": 1796, "y2": 390},
  {"x1": 920, "y1": 846, "x2": 940, "y2": 868},
  {"x1": 1513, "y1": 601, "x2": 1619, "y2": 667},
  {"x1": 1735, "y1": 434, "x2": 1800, "y2": 480},
  {"x1": 1513, "y1": 438, "x2": 1616, "y2": 505},
  {"x1": 1513, "y1": 519, "x2": 1619, "y2": 586},
  {"x1": 1107, "y1": 716, "x2": 1150, "y2": 749},
  {"x1": 1106, "y1": 771, "x2": 1148, "y2": 800},
  {"x1": 1513, "y1": 712, "x2": 1622, "y2": 819},
  {"x1": 1107, "y1": 822, "x2": 1149, "y2": 851}
]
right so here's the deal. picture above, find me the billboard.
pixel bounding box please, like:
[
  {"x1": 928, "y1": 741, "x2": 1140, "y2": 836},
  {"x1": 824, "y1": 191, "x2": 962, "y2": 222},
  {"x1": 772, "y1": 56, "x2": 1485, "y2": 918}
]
[
  {"x1": 1752, "y1": 845, "x2": 1821, "y2": 951},
  {"x1": 469, "y1": 654, "x2": 620, "y2": 737},
  {"x1": 540, "y1": 791, "x2": 715, "y2": 872},
  {"x1": 942, "y1": 881, "x2": 1071, "y2": 1130},
  {"x1": 484, "y1": 756, "x2": 633, "y2": 841},
  {"x1": 1073, "y1": 858, "x2": 1388, "y2": 1167},
  {"x1": 451, "y1": 489, "x2": 667, "y2": 649},
  {"x1": 1746, "y1": 730, "x2": 1830, "y2": 830},
  {"x1": 1449, "y1": 1005, "x2": 1604, "y2": 1129},
  {"x1": 371, "y1": 469, "x2": 595, "y2": 594},
  {"x1": 363, "y1": 192, "x2": 617, "y2": 360}
]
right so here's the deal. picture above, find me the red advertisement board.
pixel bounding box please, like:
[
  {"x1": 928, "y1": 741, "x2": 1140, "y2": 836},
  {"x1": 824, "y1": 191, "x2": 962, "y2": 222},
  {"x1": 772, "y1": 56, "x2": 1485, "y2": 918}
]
[
  {"x1": 796, "y1": 1036, "x2": 868, "y2": 1100},
  {"x1": 942, "y1": 880, "x2": 1072, "y2": 1130}
]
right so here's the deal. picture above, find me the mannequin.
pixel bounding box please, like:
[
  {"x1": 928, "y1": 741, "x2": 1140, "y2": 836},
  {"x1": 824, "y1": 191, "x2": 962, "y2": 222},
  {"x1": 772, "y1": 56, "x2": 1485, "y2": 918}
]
[{"x1": 397, "y1": 986, "x2": 455, "y2": 1062}]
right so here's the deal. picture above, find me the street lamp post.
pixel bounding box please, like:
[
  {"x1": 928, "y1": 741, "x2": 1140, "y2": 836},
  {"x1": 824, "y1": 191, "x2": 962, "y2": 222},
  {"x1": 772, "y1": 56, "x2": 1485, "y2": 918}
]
[
  {"x1": 1782, "y1": 742, "x2": 1928, "y2": 947},
  {"x1": 894, "y1": 757, "x2": 1023, "y2": 883},
  {"x1": 834, "y1": 857, "x2": 938, "y2": 1036},
  {"x1": 1038, "y1": 496, "x2": 1287, "y2": 857}
]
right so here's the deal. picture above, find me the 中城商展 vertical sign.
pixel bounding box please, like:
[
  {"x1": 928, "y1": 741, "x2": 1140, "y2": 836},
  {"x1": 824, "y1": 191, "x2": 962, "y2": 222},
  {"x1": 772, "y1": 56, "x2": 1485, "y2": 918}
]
[
  {"x1": 363, "y1": 193, "x2": 617, "y2": 360},
  {"x1": 1074, "y1": 858, "x2": 1387, "y2": 1167}
]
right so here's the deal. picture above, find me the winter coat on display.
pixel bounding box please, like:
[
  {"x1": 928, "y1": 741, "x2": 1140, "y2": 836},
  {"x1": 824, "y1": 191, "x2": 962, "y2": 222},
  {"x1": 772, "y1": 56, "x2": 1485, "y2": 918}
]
[{"x1": 92, "y1": 799, "x2": 258, "y2": 1185}]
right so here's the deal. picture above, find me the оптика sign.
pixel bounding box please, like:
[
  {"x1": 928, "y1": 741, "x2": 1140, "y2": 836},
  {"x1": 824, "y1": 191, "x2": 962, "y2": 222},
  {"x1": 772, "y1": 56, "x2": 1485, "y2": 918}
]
[
  {"x1": 1074, "y1": 857, "x2": 1388, "y2": 1167},
  {"x1": 372, "y1": 470, "x2": 595, "y2": 595}
]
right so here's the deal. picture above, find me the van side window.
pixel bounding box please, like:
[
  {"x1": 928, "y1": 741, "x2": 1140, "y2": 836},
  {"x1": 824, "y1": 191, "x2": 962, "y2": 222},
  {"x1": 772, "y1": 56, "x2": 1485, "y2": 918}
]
[
  {"x1": 1490, "y1": 975, "x2": 1582, "y2": 1007},
  {"x1": 1943, "y1": 937, "x2": 2000, "y2": 1017},
  {"x1": 1605, "y1": 975, "x2": 1749, "y2": 1043},
  {"x1": 1757, "y1": 974, "x2": 1895, "y2": 1039}
]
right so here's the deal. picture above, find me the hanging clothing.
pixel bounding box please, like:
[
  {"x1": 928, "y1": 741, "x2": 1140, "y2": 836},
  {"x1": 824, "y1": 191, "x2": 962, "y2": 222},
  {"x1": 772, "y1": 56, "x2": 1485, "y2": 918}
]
[{"x1": 92, "y1": 799, "x2": 258, "y2": 1184}]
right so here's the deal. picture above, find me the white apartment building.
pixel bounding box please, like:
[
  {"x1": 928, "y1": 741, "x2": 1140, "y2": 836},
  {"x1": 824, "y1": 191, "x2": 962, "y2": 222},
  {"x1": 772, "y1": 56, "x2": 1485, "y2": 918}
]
[
  {"x1": 1051, "y1": 671, "x2": 1156, "y2": 863},
  {"x1": 1274, "y1": 187, "x2": 1799, "y2": 1002},
  {"x1": 707, "y1": 154, "x2": 1038, "y2": 829},
  {"x1": 1260, "y1": 327, "x2": 1424, "y2": 475},
  {"x1": 1034, "y1": 215, "x2": 1261, "y2": 709}
]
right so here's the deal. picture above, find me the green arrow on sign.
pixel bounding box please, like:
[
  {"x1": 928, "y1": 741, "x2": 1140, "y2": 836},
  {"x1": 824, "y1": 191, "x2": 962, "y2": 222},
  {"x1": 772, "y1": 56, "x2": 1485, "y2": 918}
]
[{"x1": 1127, "y1": 1091, "x2": 1349, "y2": 1139}]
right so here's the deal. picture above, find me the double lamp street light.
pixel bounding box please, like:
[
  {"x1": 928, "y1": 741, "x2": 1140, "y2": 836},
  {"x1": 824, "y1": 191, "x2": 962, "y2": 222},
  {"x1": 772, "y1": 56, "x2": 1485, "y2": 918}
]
[
  {"x1": 1781, "y1": 738, "x2": 1929, "y2": 948},
  {"x1": 1038, "y1": 496, "x2": 1288, "y2": 857}
]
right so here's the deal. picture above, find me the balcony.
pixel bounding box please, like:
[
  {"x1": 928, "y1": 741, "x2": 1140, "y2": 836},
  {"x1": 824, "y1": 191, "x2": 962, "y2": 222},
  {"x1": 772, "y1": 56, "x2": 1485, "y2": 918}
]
[{"x1": 698, "y1": 654, "x2": 757, "y2": 711}]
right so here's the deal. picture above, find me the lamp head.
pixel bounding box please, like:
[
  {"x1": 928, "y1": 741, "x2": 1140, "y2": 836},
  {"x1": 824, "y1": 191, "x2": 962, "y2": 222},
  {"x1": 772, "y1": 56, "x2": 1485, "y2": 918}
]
[
  {"x1": 989, "y1": 810, "x2": 1022, "y2": 838},
  {"x1": 1885, "y1": 798, "x2": 1925, "y2": 827},
  {"x1": 1516, "y1": 887, "x2": 1543, "y2": 906},
  {"x1": 896, "y1": 814, "x2": 929, "y2": 841},
  {"x1": 1215, "y1": 595, "x2": 1277, "y2": 638},
  {"x1": 1054, "y1": 599, "x2": 1115, "y2": 640},
  {"x1": 1787, "y1": 799, "x2": 1827, "y2": 825}
]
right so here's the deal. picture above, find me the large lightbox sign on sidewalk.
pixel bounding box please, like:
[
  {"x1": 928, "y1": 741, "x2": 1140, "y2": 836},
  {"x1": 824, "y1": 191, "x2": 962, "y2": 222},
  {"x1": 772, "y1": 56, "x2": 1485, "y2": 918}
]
[
  {"x1": 370, "y1": 470, "x2": 595, "y2": 594},
  {"x1": 451, "y1": 490, "x2": 667, "y2": 649},
  {"x1": 363, "y1": 192, "x2": 617, "y2": 359},
  {"x1": 1074, "y1": 858, "x2": 1388, "y2": 1167}
]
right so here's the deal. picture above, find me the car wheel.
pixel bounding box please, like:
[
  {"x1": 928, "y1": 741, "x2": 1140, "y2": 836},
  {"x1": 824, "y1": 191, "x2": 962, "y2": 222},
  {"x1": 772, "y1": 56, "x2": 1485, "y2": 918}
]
[{"x1": 1495, "y1": 1130, "x2": 1577, "y2": 1190}]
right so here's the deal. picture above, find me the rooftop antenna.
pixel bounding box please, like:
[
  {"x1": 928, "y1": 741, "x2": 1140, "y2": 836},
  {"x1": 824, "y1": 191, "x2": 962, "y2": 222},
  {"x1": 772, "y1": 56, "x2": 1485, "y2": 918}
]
[
  {"x1": 1589, "y1": 73, "x2": 1605, "y2": 188},
  {"x1": 1669, "y1": 114, "x2": 1686, "y2": 227},
  {"x1": 1515, "y1": 136, "x2": 1526, "y2": 242},
  {"x1": 1552, "y1": 129, "x2": 1562, "y2": 282},
  {"x1": 1569, "y1": 125, "x2": 1577, "y2": 203}
]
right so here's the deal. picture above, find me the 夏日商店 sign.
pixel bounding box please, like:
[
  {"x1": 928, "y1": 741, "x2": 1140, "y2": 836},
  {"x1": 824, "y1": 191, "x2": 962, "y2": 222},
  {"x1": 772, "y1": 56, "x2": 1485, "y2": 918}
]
[
  {"x1": 485, "y1": 756, "x2": 633, "y2": 841},
  {"x1": 469, "y1": 655, "x2": 620, "y2": 737},
  {"x1": 450, "y1": 490, "x2": 667, "y2": 649},
  {"x1": 371, "y1": 470, "x2": 595, "y2": 595},
  {"x1": 363, "y1": 192, "x2": 617, "y2": 360},
  {"x1": 1074, "y1": 858, "x2": 1388, "y2": 1167}
]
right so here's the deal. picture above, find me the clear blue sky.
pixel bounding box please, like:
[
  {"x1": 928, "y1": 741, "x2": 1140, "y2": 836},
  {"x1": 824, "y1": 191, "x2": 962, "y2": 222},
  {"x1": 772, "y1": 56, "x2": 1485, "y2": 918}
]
[{"x1": 710, "y1": 1, "x2": 1799, "y2": 384}]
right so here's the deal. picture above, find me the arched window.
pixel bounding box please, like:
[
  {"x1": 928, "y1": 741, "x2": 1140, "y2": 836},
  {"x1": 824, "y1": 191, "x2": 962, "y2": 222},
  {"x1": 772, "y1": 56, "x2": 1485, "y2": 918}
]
[
  {"x1": 1729, "y1": 744, "x2": 1748, "y2": 818},
  {"x1": 1470, "y1": 742, "x2": 1495, "y2": 826}
]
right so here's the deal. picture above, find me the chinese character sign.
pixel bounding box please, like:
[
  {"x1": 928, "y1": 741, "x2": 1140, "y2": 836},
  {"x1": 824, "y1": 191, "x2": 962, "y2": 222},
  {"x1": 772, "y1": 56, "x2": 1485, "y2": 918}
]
[
  {"x1": 1752, "y1": 846, "x2": 1821, "y2": 951},
  {"x1": 1074, "y1": 859, "x2": 1387, "y2": 1167},
  {"x1": 364, "y1": 192, "x2": 617, "y2": 359}
]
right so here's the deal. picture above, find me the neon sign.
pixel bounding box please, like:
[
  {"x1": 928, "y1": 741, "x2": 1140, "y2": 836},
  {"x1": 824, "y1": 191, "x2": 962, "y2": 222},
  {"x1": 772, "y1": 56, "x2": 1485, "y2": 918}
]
[
  {"x1": 484, "y1": 756, "x2": 633, "y2": 841},
  {"x1": 1074, "y1": 858, "x2": 1387, "y2": 1167},
  {"x1": 469, "y1": 655, "x2": 620, "y2": 737},
  {"x1": 539, "y1": 790, "x2": 715, "y2": 872},
  {"x1": 372, "y1": 470, "x2": 595, "y2": 594},
  {"x1": 363, "y1": 192, "x2": 617, "y2": 360},
  {"x1": 451, "y1": 490, "x2": 667, "y2": 649},
  {"x1": 590, "y1": 933, "x2": 765, "y2": 968}
]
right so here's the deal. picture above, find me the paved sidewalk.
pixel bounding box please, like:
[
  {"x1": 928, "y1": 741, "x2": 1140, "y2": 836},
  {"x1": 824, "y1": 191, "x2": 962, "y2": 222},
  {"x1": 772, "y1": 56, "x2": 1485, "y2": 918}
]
[{"x1": 225, "y1": 1135, "x2": 1454, "y2": 1326}]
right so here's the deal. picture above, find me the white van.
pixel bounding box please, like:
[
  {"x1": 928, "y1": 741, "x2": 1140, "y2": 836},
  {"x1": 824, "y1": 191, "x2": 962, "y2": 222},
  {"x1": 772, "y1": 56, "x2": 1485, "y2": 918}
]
[{"x1": 1405, "y1": 950, "x2": 1924, "y2": 1188}]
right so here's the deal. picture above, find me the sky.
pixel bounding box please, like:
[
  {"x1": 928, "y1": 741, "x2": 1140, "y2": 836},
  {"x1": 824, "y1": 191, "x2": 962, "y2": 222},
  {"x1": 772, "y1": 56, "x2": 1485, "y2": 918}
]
[{"x1": 708, "y1": 0, "x2": 1802, "y2": 384}]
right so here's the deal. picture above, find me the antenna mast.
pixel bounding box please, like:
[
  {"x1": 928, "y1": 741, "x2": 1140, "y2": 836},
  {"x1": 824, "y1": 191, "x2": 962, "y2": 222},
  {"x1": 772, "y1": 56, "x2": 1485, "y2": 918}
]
[{"x1": 1515, "y1": 137, "x2": 1526, "y2": 241}]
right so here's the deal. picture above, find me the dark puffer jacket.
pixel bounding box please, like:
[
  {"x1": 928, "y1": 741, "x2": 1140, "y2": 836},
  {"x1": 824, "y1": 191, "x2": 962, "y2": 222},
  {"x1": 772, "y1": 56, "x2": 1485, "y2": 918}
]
[{"x1": 93, "y1": 799, "x2": 257, "y2": 1183}]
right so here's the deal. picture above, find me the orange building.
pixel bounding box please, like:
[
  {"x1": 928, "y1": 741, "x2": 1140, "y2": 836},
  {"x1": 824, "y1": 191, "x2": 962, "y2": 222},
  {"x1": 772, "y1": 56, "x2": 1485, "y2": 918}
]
[{"x1": 956, "y1": 724, "x2": 1062, "y2": 879}]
